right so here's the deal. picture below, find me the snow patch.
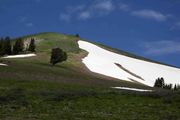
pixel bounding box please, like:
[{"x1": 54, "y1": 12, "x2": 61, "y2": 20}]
[
  {"x1": 0, "y1": 63, "x2": 8, "y2": 66},
  {"x1": 111, "y1": 87, "x2": 153, "y2": 92},
  {"x1": 2, "y1": 53, "x2": 36, "y2": 59},
  {"x1": 78, "y1": 40, "x2": 180, "y2": 87}
]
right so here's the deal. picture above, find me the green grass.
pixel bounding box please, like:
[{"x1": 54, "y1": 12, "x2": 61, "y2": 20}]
[
  {"x1": 0, "y1": 79, "x2": 180, "y2": 120},
  {"x1": 23, "y1": 32, "x2": 80, "y2": 53},
  {"x1": 1, "y1": 32, "x2": 180, "y2": 119}
]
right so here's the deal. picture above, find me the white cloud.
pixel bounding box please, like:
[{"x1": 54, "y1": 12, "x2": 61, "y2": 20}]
[
  {"x1": 59, "y1": 5, "x2": 85, "y2": 22},
  {"x1": 93, "y1": 0, "x2": 114, "y2": 12},
  {"x1": 78, "y1": 11, "x2": 91, "y2": 20},
  {"x1": 169, "y1": 22, "x2": 180, "y2": 30},
  {"x1": 59, "y1": 1, "x2": 172, "y2": 23},
  {"x1": 59, "y1": 13, "x2": 71, "y2": 22},
  {"x1": 119, "y1": 3, "x2": 130, "y2": 11},
  {"x1": 59, "y1": 0, "x2": 115, "y2": 21},
  {"x1": 177, "y1": 22, "x2": 180, "y2": 26},
  {"x1": 18, "y1": 16, "x2": 28, "y2": 22},
  {"x1": 66, "y1": 5, "x2": 85, "y2": 14},
  {"x1": 26, "y1": 23, "x2": 33, "y2": 27},
  {"x1": 142, "y1": 40, "x2": 180, "y2": 55},
  {"x1": 131, "y1": 9, "x2": 168, "y2": 22}
]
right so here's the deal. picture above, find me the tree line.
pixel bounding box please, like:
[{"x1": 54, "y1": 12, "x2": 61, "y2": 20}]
[
  {"x1": 154, "y1": 77, "x2": 180, "y2": 91},
  {"x1": 0, "y1": 37, "x2": 36, "y2": 56},
  {"x1": 0, "y1": 36, "x2": 67, "y2": 66}
]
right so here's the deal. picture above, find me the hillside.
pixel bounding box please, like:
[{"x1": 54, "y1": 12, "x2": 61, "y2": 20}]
[
  {"x1": 78, "y1": 40, "x2": 180, "y2": 87},
  {"x1": 0, "y1": 32, "x2": 180, "y2": 119},
  {"x1": 0, "y1": 32, "x2": 153, "y2": 88}
]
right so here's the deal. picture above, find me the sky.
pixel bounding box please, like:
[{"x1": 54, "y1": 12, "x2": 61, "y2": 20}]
[{"x1": 0, "y1": 0, "x2": 180, "y2": 66}]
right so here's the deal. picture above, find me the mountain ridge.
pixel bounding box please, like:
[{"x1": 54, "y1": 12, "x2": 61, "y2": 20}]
[{"x1": 18, "y1": 32, "x2": 180, "y2": 68}]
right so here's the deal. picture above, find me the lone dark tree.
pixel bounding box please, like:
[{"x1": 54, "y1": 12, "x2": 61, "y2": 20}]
[
  {"x1": 13, "y1": 38, "x2": 24, "y2": 54},
  {"x1": 154, "y1": 77, "x2": 165, "y2": 88},
  {"x1": 174, "y1": 84, "x2": 177, "y2": 91},
  {"x1": 4, "y1": 37, "x2": 12, "y2": 55},
  {"x1": 50, "y1": 48, "x2": 67, "y2": 66},
  {"x1": 28, "y1": 38, "x2": 36, "y2": 52},
  {"x1": 0, "y1": 38, "x2": 5, "y2": 56},
  {"x1": 75, "y1": 34, "x2": 80, "y2": 38},
  {"x1": 0, "y1": 37, "x2": 12, "y2": 56}
]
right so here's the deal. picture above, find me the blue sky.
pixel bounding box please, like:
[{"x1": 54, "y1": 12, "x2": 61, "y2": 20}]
[{"x1": 1, "y1": 0, "x2": 180, "y2": 66}]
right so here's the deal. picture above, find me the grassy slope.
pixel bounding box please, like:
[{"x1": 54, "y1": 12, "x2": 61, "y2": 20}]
[{"x1": 0, "y1": 32, "x2": 180, "y2": 120}]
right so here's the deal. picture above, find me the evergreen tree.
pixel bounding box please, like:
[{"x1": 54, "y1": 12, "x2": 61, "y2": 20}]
[
  {"x1": 0, "y1": 38, "x2": 5, "y2": 56},
  {"x1": 28, "y1": 38, "x2": 36, "y2": 52},
  {"x1": 4, "y1": 37, "x2": 12, "y2": 55},
  {"x1": 163, "y1": 84, "x2": 172, "y2": 90},
  {"x1": 75, "y1": 34, "x2": 80, "y2": 38},
  {"x1": 13, "y1": 38, "x2": 24, "y2": 54},
  {"x1": 154, "y1": 77, "x2": 165, "y2": 88},
  {"x1": 174, "y1": 84, "x2": 177, "y2": 91},
  {"x1": 50, "y1": 48, "x2": 67, "y2": 66}
]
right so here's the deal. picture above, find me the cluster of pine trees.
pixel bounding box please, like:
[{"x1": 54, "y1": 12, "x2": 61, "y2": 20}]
[
  {"x1": 154, "y1": 77, "x2": 180, "y2": 90},
  {"x1": 0, "y1": 37, "x2": 35, "y2": 56}
]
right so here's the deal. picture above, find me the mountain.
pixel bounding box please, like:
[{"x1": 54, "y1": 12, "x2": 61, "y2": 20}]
[
  {"x1": 0, "y1": 32, "x2": 151, "y2": 88},
  {"x1": 0, "y1": 32, "x2": 180, "y2": 119},
  {"x1": 2, "y1": 32, "x2": 179, "y2": 87},
  {"x1": 78, "y1": 40, "x2": 180, "y2": 87}
]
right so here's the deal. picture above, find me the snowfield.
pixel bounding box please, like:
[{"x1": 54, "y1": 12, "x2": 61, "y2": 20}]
[
  {"x1": 2, "y1": 53, "x2": 36, "y2": 59},
  {"x1": 111, "y1": 87, "x2": 153, "y2": 92},
  {"x1": 78, "y1": 40, "x2": 180, "y2": 87}
]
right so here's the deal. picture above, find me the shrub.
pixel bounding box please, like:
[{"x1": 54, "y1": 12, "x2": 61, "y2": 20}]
[{"x1": 50, "y1": 48, "x2": 67, "y2": 66}]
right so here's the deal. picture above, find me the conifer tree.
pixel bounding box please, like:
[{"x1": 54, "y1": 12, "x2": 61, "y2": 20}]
[
  {"x1": 13, "y1": 38, "x2": 24, "y2": 54},
  {"x1": 174, "y1": 84, "x2": 177, "y2": 91},
  {"x1": 28, "y1": 38, "x2": 36, "y2": 52},
  {"x1": 4, "y1": 37, "x2": 12, "y2": 55},
  {"x1": 0, "y1": 38, "x2": 5, "y2": 56},
  {"x1": 75, "y1": 34, "x2": 80, "y2": 38},
  {"x1": 50, "y1": 48, "x2": 67, "y2": 66},
  {"x1": 154, "y1": 77, "x2": 165, "y2": 88}
]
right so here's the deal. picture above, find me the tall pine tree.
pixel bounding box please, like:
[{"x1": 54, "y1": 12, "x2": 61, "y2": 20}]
[
  {"x1": 4, "y1": 37, "x2": 12, "y2": 55},
  {"x1": 13, "y1": 38, "x2": 24, "y2": 54},
  {"x1": 0, "y1": 38, "x2": 5, "y2": 56},
  {"x1": 28, "y1": 38, "x2": 36, "y2": 52}
]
